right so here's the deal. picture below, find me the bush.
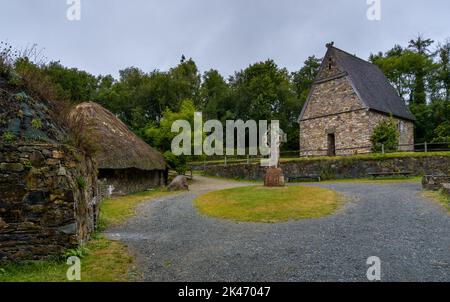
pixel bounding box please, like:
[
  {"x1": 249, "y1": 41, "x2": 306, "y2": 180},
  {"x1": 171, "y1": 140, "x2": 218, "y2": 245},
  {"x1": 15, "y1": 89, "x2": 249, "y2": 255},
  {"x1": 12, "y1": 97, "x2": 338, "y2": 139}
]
[
  {"x1": 371, "y1": 117, "x2": 400, "y2": 152},
  {"x1": 2, "y1": 132, "x2": 16, "y2": 143},
  {"x1": 164, "y1": 151, "x2": 188, "y2": 175},
  {"x1": 76, "y1": 176, "x2": 87, "y2": 189},
  {"x1": 31, "y1": 119, "x2": 42, "y2": 129}
]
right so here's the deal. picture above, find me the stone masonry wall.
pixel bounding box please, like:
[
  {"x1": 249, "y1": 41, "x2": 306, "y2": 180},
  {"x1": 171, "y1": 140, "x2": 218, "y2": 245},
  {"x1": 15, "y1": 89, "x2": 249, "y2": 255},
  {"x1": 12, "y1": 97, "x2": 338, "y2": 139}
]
[
  {"x1": 201, "y1": 155, "x2": 450, "y2": 181},
  {"x1": 98, "y1": 168, "x2": 165, "y2": 196},
  {"x1": 299, "y1": 72, "x2": 414, "y2": 156},
  {"x1": 0, "y1": 143, "x2": 99, "y2": 261}
]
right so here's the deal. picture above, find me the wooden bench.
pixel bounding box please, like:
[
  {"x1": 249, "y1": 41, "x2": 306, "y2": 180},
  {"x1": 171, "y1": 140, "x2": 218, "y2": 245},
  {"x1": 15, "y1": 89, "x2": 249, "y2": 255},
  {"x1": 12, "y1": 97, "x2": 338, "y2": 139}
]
[
  {"x1": 287, "y1": 174, "x2": 321, "y2": 183},
  {"x1": 368, "y1": 171, "x2": 413, "y2": 179}
]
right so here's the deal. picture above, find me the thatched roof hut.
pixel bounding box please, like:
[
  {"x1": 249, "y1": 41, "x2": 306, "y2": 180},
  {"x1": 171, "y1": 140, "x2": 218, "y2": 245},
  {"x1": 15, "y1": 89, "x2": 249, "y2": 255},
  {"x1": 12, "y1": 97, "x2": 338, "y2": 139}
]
[{"x1": 70, "y1": 102, "x2": 166, "y2": 171}]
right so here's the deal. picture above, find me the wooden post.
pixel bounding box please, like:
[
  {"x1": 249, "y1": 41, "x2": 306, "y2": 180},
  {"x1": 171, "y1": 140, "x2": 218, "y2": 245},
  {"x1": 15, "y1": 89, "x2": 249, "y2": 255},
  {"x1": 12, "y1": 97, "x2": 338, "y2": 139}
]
[
  {"x1": 381, "y1": 144, "x2": 385, "y2": 155},
  {"x1": 224, "y1": 155, "x2": 227, "y2": 166},
  {"x1": 424, "y1": 141, "x2": 428, "y2": 153}
]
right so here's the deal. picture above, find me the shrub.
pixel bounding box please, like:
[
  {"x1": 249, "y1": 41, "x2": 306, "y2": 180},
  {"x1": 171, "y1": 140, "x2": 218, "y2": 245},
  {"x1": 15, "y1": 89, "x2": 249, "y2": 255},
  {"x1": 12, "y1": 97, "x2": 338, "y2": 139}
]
[
  {"x1": 14, "y1": 92, "x2": 28, "y2": 102},
  {"x1": 164, "y1": 151, "x2": 188, "y2": 175},
  {"x1": 24, "y1": 161, "x2": 33, "y2": 170},
  {"x1": 31, "y1": 118, "x2": 42, "y2": 129},
  {"x1": 76, "y1": 176, "x2": 87, "y2": 189},
  {"x1": 371, "y1": 117, "x2": 399, "y2": 152},
  {"x1": 64, "y1": 247, "x2": 90, "y2": 259},
  {"x1": 2, "y1": 132, "x2": 16, "y2": 143}
]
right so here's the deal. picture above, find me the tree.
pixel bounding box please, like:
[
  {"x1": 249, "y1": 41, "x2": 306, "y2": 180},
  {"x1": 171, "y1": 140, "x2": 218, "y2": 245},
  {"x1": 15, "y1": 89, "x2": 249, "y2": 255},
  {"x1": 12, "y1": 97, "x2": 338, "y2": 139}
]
[
  {"x1": 200, "y1": 69, "x2": 231, "y2": 121},
  {"x1": 143, "y1": 99, "x2": 205, "y2": 173},
  {"x1": 229, "y1": 60, "x2": 300, "y2": 150},
  {"x1": 371, "y1": 117, "x2": 400, "y2": 152},
  {"x1": 292, "y1": 56, "x2": 321, "y2": 107},
  {"x1": 432, "y1": 121, "x2": 450, "y2": 143}
]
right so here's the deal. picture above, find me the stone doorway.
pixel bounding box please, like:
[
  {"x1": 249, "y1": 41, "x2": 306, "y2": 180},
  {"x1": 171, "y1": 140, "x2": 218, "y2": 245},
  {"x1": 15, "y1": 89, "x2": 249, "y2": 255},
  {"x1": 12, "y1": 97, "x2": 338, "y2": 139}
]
[{"x1": 327, "y1": 133, "x2": 336, "y2": 156}]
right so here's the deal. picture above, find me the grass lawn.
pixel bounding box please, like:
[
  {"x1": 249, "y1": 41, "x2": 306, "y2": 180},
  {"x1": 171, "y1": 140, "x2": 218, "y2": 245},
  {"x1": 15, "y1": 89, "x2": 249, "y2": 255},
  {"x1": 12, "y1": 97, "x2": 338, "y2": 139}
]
[
  {"x1": 0, "y1": 188, "x2": 174, "y2": 282},
  {"x1": 194, "y1": 185, "x2": 343, "y2": 223},
  {"x1": 98, "y1": 188, "x2": 176, "y2": 229},
  {"x1": 199, "y1": 173, "x2": 421, "y2": 185}
]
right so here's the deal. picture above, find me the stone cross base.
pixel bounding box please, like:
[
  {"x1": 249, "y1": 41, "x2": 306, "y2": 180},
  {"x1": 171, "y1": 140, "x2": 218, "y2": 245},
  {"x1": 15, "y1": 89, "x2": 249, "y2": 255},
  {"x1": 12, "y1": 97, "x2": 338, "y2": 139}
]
[{"x1": 264, "y1": 167, "x2": 285, "y2": 187}]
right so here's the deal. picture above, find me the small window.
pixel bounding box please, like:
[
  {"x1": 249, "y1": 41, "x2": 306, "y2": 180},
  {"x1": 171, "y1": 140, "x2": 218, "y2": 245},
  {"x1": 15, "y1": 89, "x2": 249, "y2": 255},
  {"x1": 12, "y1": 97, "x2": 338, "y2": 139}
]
[
  {"x1": 328, "y1": 59, "x2": 332, "y2": 70},
  {"x1": 398, "y1": 121, "x2": 405, "y2": 133}
]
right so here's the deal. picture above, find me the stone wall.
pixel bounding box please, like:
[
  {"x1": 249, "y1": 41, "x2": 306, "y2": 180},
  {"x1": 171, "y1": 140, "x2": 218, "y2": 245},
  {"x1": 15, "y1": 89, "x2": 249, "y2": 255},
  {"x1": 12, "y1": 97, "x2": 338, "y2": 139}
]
[
  {"x1": 422, "y1": 175, "x2": 450, "y2": 191},
  {"x1": 299, "y1": 53, "x2": 414, "y2": 156},
  {"x1": 300, "y1": 110, "x2": 414, "y2": 157},
  {"x1": 0, "y1": 143, "x2": 99, "y2": 261},
  {"x1": 98, "y1": 168, "x2": 165, "y2": 196},
  {"x1": 201, "y1": 155, "x2": 450, "y2": 181}
]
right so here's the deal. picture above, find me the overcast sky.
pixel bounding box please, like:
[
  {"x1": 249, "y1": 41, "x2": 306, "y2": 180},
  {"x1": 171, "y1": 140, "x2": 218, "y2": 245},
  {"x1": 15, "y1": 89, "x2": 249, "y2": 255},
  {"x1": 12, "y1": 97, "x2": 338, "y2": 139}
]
[{"x1": 1, "y1": 0, "x2": 449, "y2": 78}]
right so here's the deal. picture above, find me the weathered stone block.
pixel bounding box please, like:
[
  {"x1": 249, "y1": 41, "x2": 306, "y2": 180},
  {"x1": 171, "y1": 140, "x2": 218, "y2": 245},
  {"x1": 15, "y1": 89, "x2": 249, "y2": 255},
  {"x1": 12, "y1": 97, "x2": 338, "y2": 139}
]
[{"x1": 0, "y1": 162, "x2": 24, "y2": 172}]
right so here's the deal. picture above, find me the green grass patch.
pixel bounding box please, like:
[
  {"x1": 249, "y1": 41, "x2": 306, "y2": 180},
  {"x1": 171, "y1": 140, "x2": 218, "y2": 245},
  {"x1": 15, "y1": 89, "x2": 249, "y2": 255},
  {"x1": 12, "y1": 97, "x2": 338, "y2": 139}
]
[
  {"x1": 98, "y1": 188, "x2": 176, "y2": 229},
  {"x1": 0, "y1": 235, "x2": 135, "y2": 282},
  {"x1": 194, "y1": 185, "x2": 343, "y2": 223},
  {"x1": 423, "y1": 190, "x2": 450, "y2": 213}
]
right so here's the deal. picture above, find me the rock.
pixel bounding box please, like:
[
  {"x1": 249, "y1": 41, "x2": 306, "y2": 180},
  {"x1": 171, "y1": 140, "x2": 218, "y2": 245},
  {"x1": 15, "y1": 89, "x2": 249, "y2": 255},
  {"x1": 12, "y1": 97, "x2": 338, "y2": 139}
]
[
  {"x1": 52, "y1": 150, "x2": 64, "y2": 159},
  {"x1": 30, "y1": 151, "x2": 45, "y2": 168},
  {"x1": 58, "y1": 223, "x2": 77, "y2": 235},
  {"x1": 0, "y1": 218, "x2": 8, "y2": 229},
  {"x1": 0, "y1": 162, "x2": 24, "y2": 172},
  {"x1": 168, "y1": 175, "x2": 189, "y2": 191},
  {"x1": 57, "y1": 166, "x2": 67, "y2": 176}
]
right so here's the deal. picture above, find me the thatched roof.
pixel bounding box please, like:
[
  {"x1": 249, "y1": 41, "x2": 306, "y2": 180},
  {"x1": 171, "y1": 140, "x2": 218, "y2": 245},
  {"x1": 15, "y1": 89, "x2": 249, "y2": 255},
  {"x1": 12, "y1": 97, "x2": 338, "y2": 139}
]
[{"x1": 70, "y1": 102, "x2": 166, "y2": 171}]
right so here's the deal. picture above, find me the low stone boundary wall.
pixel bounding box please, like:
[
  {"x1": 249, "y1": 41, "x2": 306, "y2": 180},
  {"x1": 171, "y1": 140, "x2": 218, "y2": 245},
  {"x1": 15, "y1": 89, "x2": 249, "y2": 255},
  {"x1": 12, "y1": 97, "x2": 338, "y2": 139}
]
[
  {"x1": 422, "y1": 175, "x2": 450, "y2": 190},
  {"x1": 201, "y1": 155, "x2": 450, "y2": 181}
]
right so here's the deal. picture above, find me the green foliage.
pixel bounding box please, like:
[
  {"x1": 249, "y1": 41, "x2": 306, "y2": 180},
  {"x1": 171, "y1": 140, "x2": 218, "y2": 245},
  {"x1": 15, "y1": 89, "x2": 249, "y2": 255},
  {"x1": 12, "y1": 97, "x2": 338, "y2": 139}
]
[
  {"x1": 164, "y1": 151, "x2": 187, "y2": 174},
  {"x1": 24, "y1": 161, "x2": 33, "y2": 170},
  {"x1": 2, "y1": 131, "x2": 16, "y2": 142},
  {"x1": 14, "y1": 91, "x2": 28, "y2": 102},
  {"x1": 76, "y1": 176, "x2": 87, "y2": 189},
  {"x1": 432, "y1": 121, "x2": 450, "y2": 143},
  {"x1": 144, "y1": 99, "x2": 197, "y2": 152},
  {"x1": 371, "y1": 37, "x2": 450, "y2": 143},
  {"x1": 31, "y1": 118, "x2": 42, "y2": 129},
  {"x1": 64, "y1": 247, "x2": 90, "y2": 259},
  {"x1": 371, "y1": 117, "x2": 400, "y2": 152}
]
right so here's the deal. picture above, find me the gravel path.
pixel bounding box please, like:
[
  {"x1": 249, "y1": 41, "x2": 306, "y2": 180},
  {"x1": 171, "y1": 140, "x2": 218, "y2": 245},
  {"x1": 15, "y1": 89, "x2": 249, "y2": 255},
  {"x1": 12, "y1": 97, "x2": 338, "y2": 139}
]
[{"x1": 106, "y1": 177, "x2": 450, "y2": 282}]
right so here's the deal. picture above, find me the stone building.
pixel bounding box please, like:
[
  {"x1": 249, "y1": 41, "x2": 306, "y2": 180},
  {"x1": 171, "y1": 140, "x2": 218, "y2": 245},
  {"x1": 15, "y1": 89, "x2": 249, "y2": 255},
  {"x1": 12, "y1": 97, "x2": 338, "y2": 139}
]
[
  {"x1": 298, "y1": 43, "x2": 415, "y2": 156},
  {"x1": 70, "y1": 102, "x2": 167, "y2": 196},
  {"x1": 0, "y1": 87, "x2": 99, "y2": 261}
]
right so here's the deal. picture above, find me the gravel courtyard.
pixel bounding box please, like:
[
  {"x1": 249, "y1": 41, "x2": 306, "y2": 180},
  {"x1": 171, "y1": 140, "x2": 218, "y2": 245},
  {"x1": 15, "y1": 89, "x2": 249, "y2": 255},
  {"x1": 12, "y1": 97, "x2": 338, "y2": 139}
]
[{"x1": 106, "y1": 176, "x2": 450, "y2": 282}]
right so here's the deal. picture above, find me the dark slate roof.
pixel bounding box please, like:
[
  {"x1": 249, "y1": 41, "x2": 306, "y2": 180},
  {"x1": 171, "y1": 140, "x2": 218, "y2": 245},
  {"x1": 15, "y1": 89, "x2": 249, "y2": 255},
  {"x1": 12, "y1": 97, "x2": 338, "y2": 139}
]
[{"x1": 331, "y1": 46, "x2": 415, "y2": 121}]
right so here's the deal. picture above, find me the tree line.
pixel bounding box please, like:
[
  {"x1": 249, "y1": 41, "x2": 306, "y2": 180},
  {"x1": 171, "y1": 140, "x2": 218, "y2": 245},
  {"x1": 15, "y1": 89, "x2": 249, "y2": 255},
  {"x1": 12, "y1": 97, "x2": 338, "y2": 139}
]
[{"x1": 1, "y1": 36, "x2": 449, "y2": 154}]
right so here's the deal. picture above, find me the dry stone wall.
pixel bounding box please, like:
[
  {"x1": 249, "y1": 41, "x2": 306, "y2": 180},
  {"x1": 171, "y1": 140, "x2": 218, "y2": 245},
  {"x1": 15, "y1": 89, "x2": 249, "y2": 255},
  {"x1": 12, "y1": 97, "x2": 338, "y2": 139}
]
[
  {"x1": 200, "y1": 155, "x2": 450, "y2": 181},
  {"x1": 0, "y1": 142, "x2": 99, "y2": 261}
]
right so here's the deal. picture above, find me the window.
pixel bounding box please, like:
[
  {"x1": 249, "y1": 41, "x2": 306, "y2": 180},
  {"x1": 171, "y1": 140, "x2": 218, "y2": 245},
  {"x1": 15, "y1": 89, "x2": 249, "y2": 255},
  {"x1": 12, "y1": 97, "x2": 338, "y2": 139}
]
[{"x1": 398, "y1": 121, "x2": 405, "y2": 133}]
